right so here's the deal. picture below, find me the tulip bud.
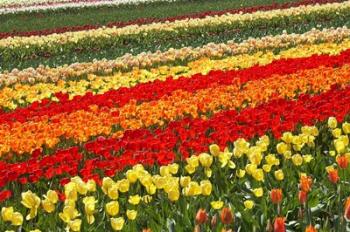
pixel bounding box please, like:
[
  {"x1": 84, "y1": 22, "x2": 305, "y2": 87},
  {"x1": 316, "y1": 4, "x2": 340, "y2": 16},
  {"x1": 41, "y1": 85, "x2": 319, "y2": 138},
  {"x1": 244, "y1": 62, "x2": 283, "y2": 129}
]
[
  {"x1": 328, "y1": 169, "x2": 339, "y2": 184},
  {"x1": 305, "y1": 225, "x2": 317, "y2": 232},
  {"x1": 270, "y1": 189, "x2": 283, "y2": 204},
  {"x1": 220, "y1": 207, "x2": 234, "y2": 225},
  {"x1": 298, "y1": 191, "x2": 307, "y2": 205},
  {"x1": 266, "y1": 219, "x2": 273, "y2": 232},
  {"x1": 211, "y1": 214, "x2": 217, "y2": 229},
  {"x1": 300, "y1": 175, "x2": 312, "y2": 193},
  {"x1": 273, "y1": 217, "x2": 286, "y2": 232},
  {"x1": 195, "y1": 209, "x2": 208, "y2": 225}
]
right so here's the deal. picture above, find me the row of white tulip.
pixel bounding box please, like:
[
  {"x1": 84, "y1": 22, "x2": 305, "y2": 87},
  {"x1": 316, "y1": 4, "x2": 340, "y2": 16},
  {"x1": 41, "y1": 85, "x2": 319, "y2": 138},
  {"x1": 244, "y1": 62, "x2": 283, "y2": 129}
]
[{"x1": 0, "y1": 0, "x2": 179, "y2": 15}]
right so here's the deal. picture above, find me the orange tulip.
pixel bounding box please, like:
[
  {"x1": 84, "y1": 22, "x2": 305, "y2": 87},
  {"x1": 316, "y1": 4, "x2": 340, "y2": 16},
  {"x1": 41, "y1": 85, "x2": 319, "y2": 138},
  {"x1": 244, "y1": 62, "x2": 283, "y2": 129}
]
[
  {"x1": 337, "y1": 155, "x2": 348, "y2": 169},
  {"x1": 344, "y1": 197, "x2": 350, "y2": 221},
  {"x1": 328, "y1": 169, "x2": 339, "y2": 184},
  {"x1": 300, "y1": 175, "x2": 312, "y2": 193},
  {"x1": 305, "y1": 225, "x2": 317, "y2": 232}
]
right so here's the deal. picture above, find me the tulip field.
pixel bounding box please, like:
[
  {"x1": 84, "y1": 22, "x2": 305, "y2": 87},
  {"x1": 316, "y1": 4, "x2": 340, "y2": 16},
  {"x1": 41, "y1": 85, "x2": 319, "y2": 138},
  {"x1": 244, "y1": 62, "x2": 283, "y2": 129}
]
[{"x1": 2, "y1": 0, "x2": 350, "y2": 231}]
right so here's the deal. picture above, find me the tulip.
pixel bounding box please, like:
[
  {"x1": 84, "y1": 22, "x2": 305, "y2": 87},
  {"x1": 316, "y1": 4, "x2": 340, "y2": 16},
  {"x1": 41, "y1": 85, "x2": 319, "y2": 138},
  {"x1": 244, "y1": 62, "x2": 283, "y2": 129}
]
[
  {"x1": 337, "y1": 155, "x2": 348, "y2": 169},
  {"x1": 128, "y1": 195, "x2": 141, "y2": 205},
  {"x1": 1, "y1": 207, "x2": 14, "y2": 222},
  {"x1": 344, "y1": 197, "x2": 350, "y2": 221},
  {"x1": 298, "y1": 191, "x2": 307, "y2": 205},
  {"x1": 274, "y1": 169, "x2": 284, "y2": 181},
  {"x1": 244, "y1": 200, "x2": 254, "y2": 209},
  {"x1": 10, "y1": 212, "x2": 23, "y2": 226},
  {"x1": 21, "y1": 190, "x2": 41, "y2": 220},
  {"x1": 211, "y1": 201, "x2": 224, "y2": 209},
  {"x1": 111, "y1": 217, "x2": 125, "y2": 231},
  {"x1": 220, "y1": 207, "x2": 234, "y2": 225},
  {"x1": 328, "y1": 117, "x2": 338, "y2": 129},
  {"x1": 126, "y1": 209, "x2": 137, "y2": 220},
  {"x1": 252, "y1": 187, "x2": 264, "y2": 197},
  {"x1": 195, "y1": 209, "x2": 208, "y2": 225},
  {"x1": 211, "y1": 214, "x2": 217, "y2": 229},
  {"x1": 117, "y1": 179, "x2": 130, "y2": 193},
  {"x1": 305, "y1": 225, "x2": 317, "y2": 232},
  {"x1": 200, "y1": 180, "x2": 212, "y2": 196},
  {"x1": 300, "y1": 175, "x2": 312, "y2": 193},
  {"x1": 273, "y1": 217, "x2": 286, "y2": 232},
  {"x1": 328, "y1": 169, "x2": 339, "y2": 184},
  {"x1": 105, "y1": 201, "x2": 119, "y2": 216},
  {"x1": 270, "y1": 189, "x2": 283, "y2": 204},
  {"x1": 68, "y1": 219, "x2": 82, "y2": 232},
  {"x1": 209, "y1": 144, "x2": 221, "y2": 157}
]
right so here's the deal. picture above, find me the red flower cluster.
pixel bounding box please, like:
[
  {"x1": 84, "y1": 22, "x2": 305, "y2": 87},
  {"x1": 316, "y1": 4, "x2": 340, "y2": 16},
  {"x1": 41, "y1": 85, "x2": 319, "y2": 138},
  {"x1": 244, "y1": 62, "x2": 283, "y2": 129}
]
[
  {"x1": 2, "y1": 47, "x2": 350, "y2": 125},
  {"x1": 1, "y1": 82, "x2": 349, "y2": 189},
  {"x1": 0, "y1": 0, "x2": 340, "y2": 39}
]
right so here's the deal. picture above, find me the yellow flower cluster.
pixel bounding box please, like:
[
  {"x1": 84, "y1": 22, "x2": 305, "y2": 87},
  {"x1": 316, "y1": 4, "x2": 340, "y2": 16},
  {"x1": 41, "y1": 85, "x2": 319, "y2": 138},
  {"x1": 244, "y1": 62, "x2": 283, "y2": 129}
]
[
  {"x1": 2, "y1": 38, "x2": 350, "y2": 110},
  {"x1": 2, "y1": 118, "x2": 350, "y2": 231}
]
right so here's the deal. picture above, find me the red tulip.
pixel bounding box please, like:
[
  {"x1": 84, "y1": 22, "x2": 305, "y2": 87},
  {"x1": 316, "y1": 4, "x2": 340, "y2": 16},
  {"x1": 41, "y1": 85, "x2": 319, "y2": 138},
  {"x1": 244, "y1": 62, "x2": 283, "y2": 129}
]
[
  {"x1": 271, "y1": 189, "x2": 283, "y2": 204},
  {"x1": 298, "y1": 191, "x2": 307, "y2": 205},
  {"x1": 273, "y1": 217, "x2": 286, "y2": 232},
  {"x1": 220, "y1": 207, "x2": 234, "y2": 225},
  {"x1": 195, "y1": 209, "x2": 208, "y2": 225}
]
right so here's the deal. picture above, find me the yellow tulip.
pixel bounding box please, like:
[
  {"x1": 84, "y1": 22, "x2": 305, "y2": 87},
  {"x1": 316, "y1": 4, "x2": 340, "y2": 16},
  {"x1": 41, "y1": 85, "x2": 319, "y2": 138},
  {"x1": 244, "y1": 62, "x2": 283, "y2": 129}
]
[
  {"x1": 329, "y1": 150, "x2": 336, "y2": 156},
  {"x1": 265, "y1": 154, "x2": 280, "y2": 166},
  {"x1": 252, "y1": 169, "x2": 264, "y2": 182},
  {"x1": 107, "y1": 184, "x2": 119, "y2": 200},
  {"x1": 126, "y1": 170, "x2": 138, "y2": 183},
  {"x1": 328, "y1": 117, "x2": 338, "y2": 129},
  {"x1": 68, "y1": 219, "x2": 82, "y2": 232},
  {"x1": 236, "y1": 169, "x2": 246, "y2": 178},
  {"x1": 10, "y1": 212, "x2": 23, "y2": 226},
  {"x1": 71, "y1": 177, "x2": 88, "y2": 195},
  {"x1": 86, "y1": 179, "x2": 96, "y2": 192},
  {"x1": 1, "y1": 207, "x2": 14, "y2": 221},
  {"x1": 199, "y1": 153, "x2": 213, "y2": 168},
  {"x1": 160, "y1": 166, "x2": 170, "y2": 177},
  {"x1": 186, "y1": 156, "x2": 199, "y2": 167},
  {"x1": 292, "y1": 154, "x2": 303, "y2": 166},
  {"x1": 142, "y1": 195, "x2": 152, "y2": 203},
  {"x1": 102, "y1": 177, "x2": 115, "y2": 194},
  {"x1": 245, "y1": 164, "x2": 257, "y2": 175},
  {"x1": 332, "y1": 128, "x2": 342, "y2": 138},
  {"x1": 168, "y1": 188, "x2": 180, "y2": 202},
  {"x1": 83, "y1": 196, "x2": 96, "y2": 215},
  {"x1": 200, "y1": 180, "x2": 212, "y2": 196},
  {"x1": 281, "y1": 132, "x2": 294, "y2": 144},
  {"x1": 335, "y1": 139, "x2": 346, "y2": 154},
  {"x1": 183, "y1": 182, "x2": 202, "y2": 196},
  {"x1": 342, "y1": 122, "x2": 350, "y2": 134},
  {"x1": 64, "y1": 182, "x2": 78, "y2": 201},
  {"x1": 105, "y1": 201, "x2": 119, "y2": 216},
  {"x1": 128, "y1": 195, "x2": 141, "y2": 205},
  {"x1": 252, "y1": 187, "x2": 263, "y2": 197},
  {"x1": 180, "y1": 176, "x2": 191, "y2": 187},
  {"x1": 30, "y1": 230, "x2": 41, "y2": 232},
  {"x1": 111, "y1": 217, "x2": 125, "y2": 231},
  {"x1": 42, "y1": 199, "x2": 55, "y2": 213},
  {"x1": 262, "y1": 164, "x2": 272, "y2": 173},
  {"x1": 168, "y1": 163, "x2": 179, "y2": 174},
  {"x1": 117, "y1": 179, "x2": 130, "y2": 193},
  {"x1": 209, "y1": 144, "x2": 221, "y2": 156},
  {"x1": 276, "y1": 142, "x2": 288, "y2": 155},
  {"x1": 210, "y1": 201, "x2": 224, "y2": 209},
  {"x1": 303, "y1": 154, "x2": 313, "y2": 163},
  {"x1": 21, "y1": 190, "x2": 41, "y2": 220},
  {"x1": 185, "y1": 164, "x2": 196, "y2": 174},
  {"x1": 126, "y1": 210, "x2": 137, "y2": 220},
  {"x1": 45, "y1": 190, "x2": 58, "y2": 204},
  {"x1": 59, "y1": 205, "x2": 80, "y2": 223},
  {"x1": 244, "y1": 200, "x2": 254, "y2": 209},
  {"x1": 274, "y1": 169, "x2": 284, "y2": 181},
  {"x1": 145, "y1": 184, "x2": 157, "y2": 195}
]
